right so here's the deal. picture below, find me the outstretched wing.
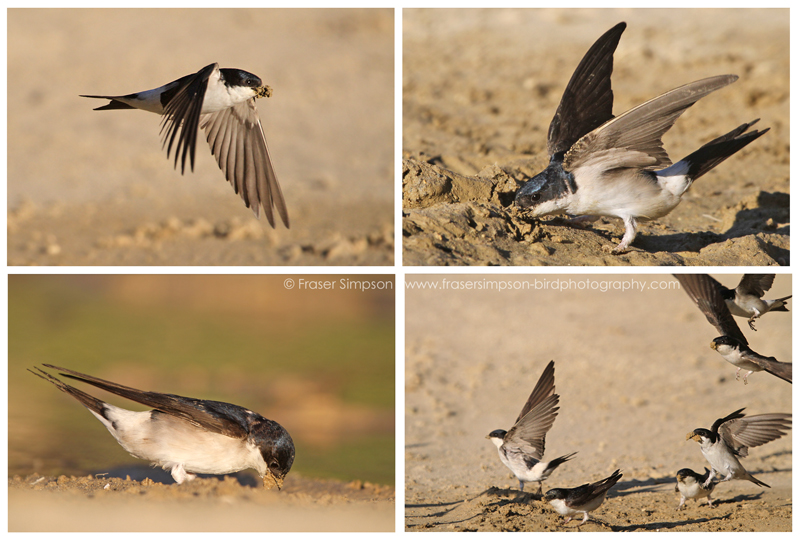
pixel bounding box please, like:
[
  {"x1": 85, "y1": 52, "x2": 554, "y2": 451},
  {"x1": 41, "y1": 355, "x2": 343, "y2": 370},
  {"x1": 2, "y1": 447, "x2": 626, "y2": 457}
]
[
  {"x1": 564, "y1": 75, "x2": 738, "y2": 173},
  {"x1": 719, "y1": 411, "x2": 792, "y2": 457},
  {"x1": 160, "y1": 63, "x2": 217, "y2": 175},
  {"x1": 674, "y1": 274, "x2": 748, "y2": 345},
  {"x1": 200, "y1": 100, "x2": 289, "y2": 227},
  {"x1": 547, "y1": 22, "x2": 625, "y2": 157}
]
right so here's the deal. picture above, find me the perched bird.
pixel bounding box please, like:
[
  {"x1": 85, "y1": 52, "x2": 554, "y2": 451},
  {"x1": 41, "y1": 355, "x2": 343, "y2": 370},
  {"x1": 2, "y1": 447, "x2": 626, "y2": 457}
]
[
  {"x1": 687, "y1": 408, "x2": 791, "y2": 488},
  {"x1": 485, "y1": 360, "x2": 576, "y2": 496},
  {"x1": 514, "y1": 22, "x2": 768, "y2": 253},
  {"x1": 675, "y1": 468, "x2": 717, "y2": 510},
  {"x1": 674, "y1": 274, "x2": 791, "y2": 384},
  {"x1": 82, "y1": 63, "x2": 288, "y2": 227},
  {"x1": 544, "y1": 469, "x2": 623, "y2": 527},
  {"x1": 714, "y1": 275, "x2": 791, "y2": 331},
  {"x1": 30, "y1": 364, "x2": 294, "y2": 489}
]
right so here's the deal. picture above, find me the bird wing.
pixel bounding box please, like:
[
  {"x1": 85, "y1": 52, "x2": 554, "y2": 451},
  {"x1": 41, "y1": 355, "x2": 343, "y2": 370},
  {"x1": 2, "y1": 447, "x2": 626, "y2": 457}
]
[
  {"x1": 159, "y1": 62, "x2": 217, "y2": 176},
  {"x1": 41, "y1": 364, "x2": 250, "y2": 440},
  {"x1": 719, "y1": 412, "x2": 792, "y2": 457},
  {"x1": 568, "y1": 469, "x2": 622, "y2": 506},
  {"x1": 504, "y1": 393, "x2": 559, "y2": 460},
  {"x1": 674, "y1": 274, "x2": 748, "y2": 345},
  {"x1": 711, "y1": 408, "x2": 746, "y2": 435},
  {"x1": 200, "y1": 100, "x2": 289, "y2": 227},
  {"x1": 546, "y1": 22, "x2": 625, "y2": 157},
  {"x1": 736, "y1": 274, "x2": 775, "y2": 298},
  {"x1": 563, "y1": 75, "x2": 738, "y2": 173},
  {"x1": 502, "y1": 361, "x2": 558, "y2": 459},
  {"x1": 515, "y1": 360, "x2": 556, "y2": 424},
  {"x1": 741, "y1": 349, "x2": 792, "y2": 383}
]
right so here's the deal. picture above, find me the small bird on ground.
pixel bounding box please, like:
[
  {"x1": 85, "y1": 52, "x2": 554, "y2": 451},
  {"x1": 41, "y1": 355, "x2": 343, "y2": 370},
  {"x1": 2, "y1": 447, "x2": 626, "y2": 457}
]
[
  {"x1": 82, "y1": 63, "x2": 288, "y2": 226},
  {"x1": 485, "y1": 360, "x2": 576, "y2": 496},
  {"x1": 514, "y1": 22, "x2": 768, "y2": 253},
  {"x1": 686, "y1": 408, "x2": 791, "y2": 488},
  {"x1": 675, "y1": 468, "x2": 717, "y2": 510},
  {"x1": 543, "y1": 469, "x2": 623, "y2": 527},
  {"x1": 30, "y1": 364, "x2": 295, "y2": 489}
]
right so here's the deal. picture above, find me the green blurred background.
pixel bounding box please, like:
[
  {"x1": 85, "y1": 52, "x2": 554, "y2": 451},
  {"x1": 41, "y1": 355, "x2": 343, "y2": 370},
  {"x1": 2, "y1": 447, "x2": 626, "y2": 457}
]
[{"x1": 9, "y1": 275, "x2": 395, "y2": 485}]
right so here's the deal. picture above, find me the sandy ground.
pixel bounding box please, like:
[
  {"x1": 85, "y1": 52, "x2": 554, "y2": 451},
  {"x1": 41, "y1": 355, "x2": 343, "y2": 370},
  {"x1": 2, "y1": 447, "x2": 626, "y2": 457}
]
[
  {"x1": 9, "y1": 474, "x2": 394, "y2": 532},
  {"x1": 8, "y1": 9, "x2": 394, "y2": 265},
  {"x1": 8, "y1": 275, "x2": 396, "y2": 532},
  {"x1": 405, "y1": 274, "x2": 791, "y2": 531},
  {"x1": 403, "y1": 9, "x2": 789, "y2": 265}
]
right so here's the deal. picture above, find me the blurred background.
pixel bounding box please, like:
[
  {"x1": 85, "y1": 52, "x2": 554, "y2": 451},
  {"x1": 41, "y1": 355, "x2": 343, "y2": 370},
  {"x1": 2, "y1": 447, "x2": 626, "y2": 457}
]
[
  {"x1": 9, "y1": 275, "x2": 395, "y2": 486},
  {"x1": 8, "y1": 9, "x2": 394, "y2": 265}
]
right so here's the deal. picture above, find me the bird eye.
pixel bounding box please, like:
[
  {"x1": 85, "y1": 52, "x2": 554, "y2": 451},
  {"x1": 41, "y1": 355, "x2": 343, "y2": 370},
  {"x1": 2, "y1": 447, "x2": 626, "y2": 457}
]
[{"x1": 530, "y1": 193, "x2": 541, "y2": 202}]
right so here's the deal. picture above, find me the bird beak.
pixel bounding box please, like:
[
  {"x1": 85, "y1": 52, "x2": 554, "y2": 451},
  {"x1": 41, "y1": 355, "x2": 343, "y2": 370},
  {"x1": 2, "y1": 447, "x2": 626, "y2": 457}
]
[
  {"x1": 255, "y1": 86, "x2": 273, "y2": 99},
  {"x1": 709, "y1": 341, "x2": 718, "y2": 350},
  {"x1": 686, "y1": 432, "x2": 698, "y2": 441},
  {"x1": 262, "y1": 471, "x2": 284, "y2": 490}
]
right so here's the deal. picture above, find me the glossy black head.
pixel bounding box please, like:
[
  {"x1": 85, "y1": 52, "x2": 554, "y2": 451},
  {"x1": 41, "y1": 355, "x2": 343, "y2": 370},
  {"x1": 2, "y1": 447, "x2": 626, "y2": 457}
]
[
  {"x1": 220, "y1": 68, "x2": 263, "y2": 89},
  {"x1": 253, "y1": 419, "x2": 295, "y2": 487},
  {"x1": 711, "y1": 335, "x2": 741, "y2": 350},
  {"x1": 543, "y1": 488, "x2": 568, "y2": 502},
  {"x1": 688, "y1": 428, "x2": 716, "y2": 444},
  {"x1": 514, "y1": 160, "x2": 575, "y2": 211},
  {"x1": 486, "y1": 429, "x2": 507, "y2": 440}
]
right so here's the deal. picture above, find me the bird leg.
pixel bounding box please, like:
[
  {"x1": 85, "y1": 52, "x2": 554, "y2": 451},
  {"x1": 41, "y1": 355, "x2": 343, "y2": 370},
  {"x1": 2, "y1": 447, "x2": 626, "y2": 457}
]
[
  {"x1": 748, "y1": 311, "x2": 762, "y2": 331},
  {"x1": 612, "y1": 215, "x2": 638, "y2": 254},
  {"x1": 734, "y1": 368, "x2": 752, "y2": 385},
  {"x1": 702, "y1": 469, "x2": 716, "y2": 489},
  {"x1": 170, "y1": 463, "x2": 197, "y2": 484}
]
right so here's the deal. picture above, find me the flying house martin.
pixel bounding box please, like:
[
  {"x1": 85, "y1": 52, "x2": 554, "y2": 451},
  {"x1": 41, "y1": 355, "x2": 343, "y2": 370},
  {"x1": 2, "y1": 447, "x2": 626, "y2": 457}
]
[
  {"x1": 514, "y1": 22, "x2": 768, "y2": 253},
  {"x1": 30, "y1": 364, "x2": 295, "y2": 489},
  {"x1": 675, "y1": 468, "x2": 716, "y2": 510},
  {"x1": 674, "y1": 274, "x2": 791, "y2": 384},
  {"x1": 82, "y1": 63, "x2": 288, "y2": 227},
  {"x1": 543, "y1": 469, "x2": 622, "y2": 527},
  {"x1": 485, "y1": 360, "x2": 576, "y2": 496},
  {"x1": 713, "y1": 275, "x2": 790, "y2": 331},
  {"x1": 686, "y1": 408, "x2": 791, "y2": 489}
]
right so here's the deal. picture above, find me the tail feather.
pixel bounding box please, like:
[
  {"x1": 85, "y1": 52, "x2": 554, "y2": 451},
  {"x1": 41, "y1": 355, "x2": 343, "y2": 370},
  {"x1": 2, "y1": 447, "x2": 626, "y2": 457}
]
[
  {"x1": 29, "y1": 366, "x2": 108, "y2": 417},
  {"x1": 765, "y1": 362, "x2": 792, "y2": 384},
  {"x1": 549, "y1": 451, "x2": 578, "y2": 469},
  {"x1": 682, "y1": 119, "x2": 769, "y2": 180},
  {"x1": 745, "y1": 472, "x2": 770, "y2": 488},
  {"x1": 80, "y1": 95, "x2": 136, "y2": 111}
]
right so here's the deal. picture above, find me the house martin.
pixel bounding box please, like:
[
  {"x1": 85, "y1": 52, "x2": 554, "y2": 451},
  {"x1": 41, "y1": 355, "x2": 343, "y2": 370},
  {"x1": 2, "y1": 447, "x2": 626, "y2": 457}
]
[
  {"x1": 485, "y1": 360, "x2": 576, "y2": 496},
  {"x1": 713, "y1": 275, "x2": 790, "y2": 331},
  {"x1": 514, "y1": 22, "x2": 768, "y2": 252},
  {"x1": 82, "y1": 63, "x2": 289, "y2": 227},
  {"x1": 30, "y1": 364, "x2": 295, "y2": 489},
  {"x1": 675, "y1": 274, "x2": 791, "y2": 384},
  {"x1": 710, "y1": 336, "x2": 791, "y2": 384},
  {"x1": 675, "y1": 468, "x2": 716, "y2": 510},
  {"x1": 686, "y1": 408, "x2": 791, "y2": 489},
  {"x1": 543, "y1": 469, "x2": 622, "y2": 527}
]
